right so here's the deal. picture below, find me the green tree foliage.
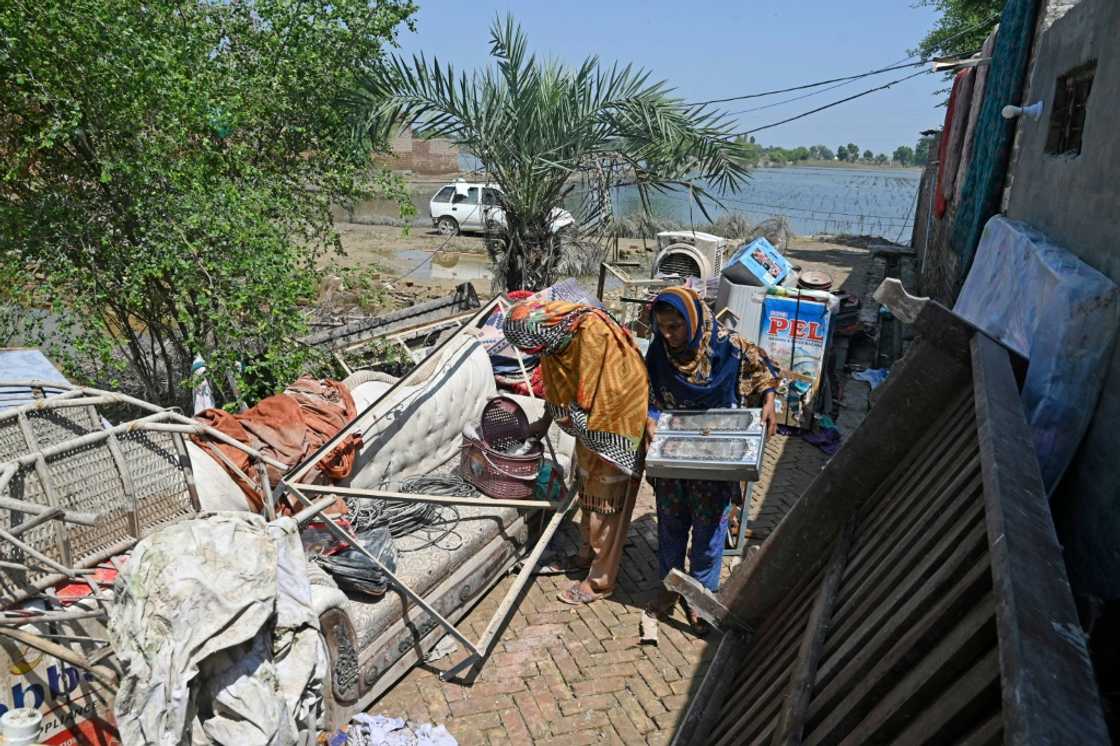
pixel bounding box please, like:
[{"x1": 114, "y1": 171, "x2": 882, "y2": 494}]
[
  {"x1": 914, "y1": 135, "x2": 936, "y2": 166},
  {"x1": 915, "y1": 0, "x2": 1002, "y2": 61},
  {"x1": 847, "y1": 144, "x2": 860, "y2": 161},
  {"x1": 863, "y1": 149, "x2": 875, "y2": 161},
  {"x1": 875, "y1": 153, "x2": 889, "y2": 165},
  {"x1": 837, "y1": 145, "x2": 849, "y2": 162},
  {"x1": 893, "y1": 145, "x2": 915, "y2": 166},
  {"x1": 352, "y1": 16, "x2": 749, "y2": 291},
  {"x1": 815, "y1": 145, "x2": 835, "y2": 161},
  {"x1": 0, "y1": 0, "x2": 417, "y2": 408}
]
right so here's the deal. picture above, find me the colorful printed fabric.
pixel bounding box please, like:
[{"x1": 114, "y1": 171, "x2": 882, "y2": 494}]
[
  {"x1": 646, "y1": 287, "x2": 779, "y2": 411},
  {"x1": 653, "y1": 477, "x2": 740, "y2": 525},
  {"x1": 502, "y1": 299, "x2": 592, "y2": 356},
  {"x1": 654, "y1": 478, "x2": 739, "y2": 591},
  {"x1": 503, "y1": 300, "x2": 649, "y2": 484}
]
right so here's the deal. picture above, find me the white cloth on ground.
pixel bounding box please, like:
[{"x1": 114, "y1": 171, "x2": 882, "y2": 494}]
[{"x1": 345, "y1": 714, "x2": 457, "y2": 746}]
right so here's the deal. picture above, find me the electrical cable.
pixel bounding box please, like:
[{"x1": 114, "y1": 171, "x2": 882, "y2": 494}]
[
  {"x1": 723, "y1": 69, "x2": 934, "y2": 139},
  {"x1": 344, "y1": 474, "x2": 474, "y2": 553},
  {"x1": 687, "y1": 13, "x2": 999, "y2": 108},
  {"x1": 688, "y1": 60, "x2": 926, "y2": 107}
]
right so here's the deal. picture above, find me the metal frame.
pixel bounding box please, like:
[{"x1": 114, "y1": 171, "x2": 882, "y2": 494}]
[
  {"x1": 0, "y1": 381, "x2": 323, "y2": 685},
  {"x1": 281, "y1": 297, "x2": 579, "y2": 681}
]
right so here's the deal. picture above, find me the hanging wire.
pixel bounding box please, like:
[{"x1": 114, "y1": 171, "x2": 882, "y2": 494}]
[{"x1": 687, "y1": 13, "x2": 1000, "y2": 108}]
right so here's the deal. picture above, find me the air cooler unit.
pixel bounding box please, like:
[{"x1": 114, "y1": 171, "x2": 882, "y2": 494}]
[{"x1": 651, "y1": 230, "x2": 729, "y2": 282}]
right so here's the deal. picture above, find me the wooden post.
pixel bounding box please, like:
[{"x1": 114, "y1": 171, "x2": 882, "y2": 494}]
[
  {"x1": 663, "y1": 569, "x2": 749, "y2": 632},
  {"x1": 971, "y1": 334, "x2": 1110, "y2": 744}
]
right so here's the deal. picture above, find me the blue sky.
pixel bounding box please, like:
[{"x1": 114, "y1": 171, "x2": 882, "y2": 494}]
[{"x1": 394, "y1": 0, "x2": 950, "y2": 155}]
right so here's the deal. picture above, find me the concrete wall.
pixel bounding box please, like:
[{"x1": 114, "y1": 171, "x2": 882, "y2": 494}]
[{"x1": 1004, "y1": 0, "x2": 1120, "y2": 602}]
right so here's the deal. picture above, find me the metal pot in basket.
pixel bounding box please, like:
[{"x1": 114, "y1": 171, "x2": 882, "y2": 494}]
[{"x1": 460, "y1": 396, "x2": 543, "y2": 499}]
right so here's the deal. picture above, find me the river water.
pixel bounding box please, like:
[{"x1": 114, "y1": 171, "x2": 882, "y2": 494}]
[
  {"x1": 398, "y1": 165, "x2": 921, "y2": 243},
  {"x1": 603, "y1": 166, "x2": 922, "y2": 242}
]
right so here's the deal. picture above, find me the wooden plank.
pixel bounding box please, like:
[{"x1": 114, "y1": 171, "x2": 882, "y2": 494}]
[
  {"x1": 717, "y1": 672, "x2": 791, "y2": 746},
  {"x1": 805, "y1": 563, "x2": 994, "y2": 744},
  {"x1": 841, "y1": 397, "x2": 975, "y2": 557},
  {"x1": 872, "y1": 649, "x2": 1000, "y2": 746},
  {"x1": 817, "y1": 516, "x2": 988, "y2": 695},
  {"x1": 828, "y1": 466, "x2": 984, "y2": 644},
  {"x1": 718, "y1": 649, "x2": 797, "y2": 743},
  {"x1": 840, "y1": 429, "x2": 977, "y2": 587},
  {"x1": 718, "y1": 569, "x2": 833, "y2": 737},
  {"x1": 853, "y1": 389, "x2": 973, "y2": 520},
  {"x1": 869, "y1": 243, "x2": 917, "y2": 257},
  {"x1": 717, "y1": 340, "x2": 971, "y2": 625},
  {"x1": 823, "y1": 479, "x2": 985, "y2": 673},
  {"x1": 664, "y1": 569, "x2": 749, "y2": 631},
  {"x1": 804, "y1": 590, "x2": 996, "y2": 745},
  {"x1": 772, "y1": 520, "x2": 855, "y2": 746},
  {"x1": 872, "y1": 279, "x2": 992, "y2": 365},
  {"x1": 725, "y1": 564, "x2": 825, "y2": 697},
  {"x1": 970, "y1": 333, "x2": 1111, "y2": 744},
  {"x1": 956, "y1": 712, "x2": 1003, "y2": 746},
  {"x1": 832, "y1": 460, "x2": 983, "y2": 629},
  {"x1": 670, "y1": 630, "x2": 751, "y2": 746}
]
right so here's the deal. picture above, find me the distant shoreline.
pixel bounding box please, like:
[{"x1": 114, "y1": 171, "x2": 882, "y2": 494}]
[{"x1": 759, "y1": 160, "x2": 924, "y2": 172}]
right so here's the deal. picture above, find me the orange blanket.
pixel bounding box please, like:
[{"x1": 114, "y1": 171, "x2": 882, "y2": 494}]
[{"x1": 192, "y1": 377, "x2": 362, "y2": 513}]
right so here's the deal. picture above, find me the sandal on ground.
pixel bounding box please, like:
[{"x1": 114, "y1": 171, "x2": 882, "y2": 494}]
[
  {"x1": 679, "y1": 596, "x2": 713, "y2": 638},
  {"x1": 536, "y1": 554, "x2": 591, "y2": 575},
  {"x1": 558, "y1": 582, "x2": 609, "y2": 605}
]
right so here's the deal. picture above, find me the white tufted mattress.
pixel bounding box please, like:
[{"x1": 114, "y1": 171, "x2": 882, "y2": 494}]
[{"x1": 344, "y1": 334, "x2": 497, "y2": 490}]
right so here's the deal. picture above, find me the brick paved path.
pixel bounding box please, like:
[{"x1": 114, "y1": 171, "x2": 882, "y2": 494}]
[{"x1": 371, "y1": 241, "x2": 875, "y2": 744}]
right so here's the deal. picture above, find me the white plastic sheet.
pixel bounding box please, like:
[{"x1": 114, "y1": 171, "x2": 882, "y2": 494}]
[
  {"x1": 110, "y1": 514, "x2": 326, "y2": 746},
  {"x1": 955, "y1": 216, "x2": 1120, "y2": 491}
]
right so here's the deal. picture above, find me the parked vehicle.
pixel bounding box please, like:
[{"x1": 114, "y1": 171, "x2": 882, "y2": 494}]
[{"x1": 429, "y1": 179, "x2": 575, "y2": 237}]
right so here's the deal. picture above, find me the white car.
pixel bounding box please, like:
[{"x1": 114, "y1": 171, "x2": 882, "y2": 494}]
[{"x1": 429, "y1": 180, "x2": 575, "y2": 236}]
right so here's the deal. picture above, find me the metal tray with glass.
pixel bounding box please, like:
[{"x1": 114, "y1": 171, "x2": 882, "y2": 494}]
[{"x1": 645, "y1": 408, "x2": 765, "y2": 481}]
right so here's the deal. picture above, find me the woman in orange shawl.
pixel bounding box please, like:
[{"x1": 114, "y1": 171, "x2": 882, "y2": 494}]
[{"x1": 504, "y1": 300, "x2": 648, "y2": 605}]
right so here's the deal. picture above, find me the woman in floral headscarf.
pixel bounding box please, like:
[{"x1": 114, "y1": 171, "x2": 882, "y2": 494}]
[
  {"x1": 645, "y1": 287, "x2": 779, "y2": 633},
  {"x1": 503, "y1": 300, "x2": 648, "y2": 605}
]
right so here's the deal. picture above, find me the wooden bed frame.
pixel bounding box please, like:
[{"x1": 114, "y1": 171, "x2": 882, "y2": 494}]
[{"x1": 671, "y1": 280, "x2": 1109, "y2": 745}]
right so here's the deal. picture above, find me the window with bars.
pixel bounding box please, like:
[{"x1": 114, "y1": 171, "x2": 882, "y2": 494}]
[{"x1": 1045, "y1": 61, "x2": 1096, "y2": 156}]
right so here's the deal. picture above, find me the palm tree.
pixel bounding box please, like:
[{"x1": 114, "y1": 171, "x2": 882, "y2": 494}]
[{"x1": 350, "y1": 15, "x2": 751, "y2": 291}]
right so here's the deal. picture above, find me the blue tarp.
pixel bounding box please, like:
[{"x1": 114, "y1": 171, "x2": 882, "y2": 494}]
[
  {"x1": 954, "y1": 216, "x2": 1120, "y2": 493},
  {"x1": 0, "y1": 348, "x2": 70, "y2": 411}
]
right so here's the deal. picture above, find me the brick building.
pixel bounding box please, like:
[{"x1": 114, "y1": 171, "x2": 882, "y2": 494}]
[{"x1": 379, "y1": 126, "x2": 460, "y2": 174}]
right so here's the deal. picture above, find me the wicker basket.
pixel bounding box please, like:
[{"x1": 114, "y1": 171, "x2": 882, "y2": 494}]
[{"x1": 461, "y1": 396, "x2": 542, "y2": 499}]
